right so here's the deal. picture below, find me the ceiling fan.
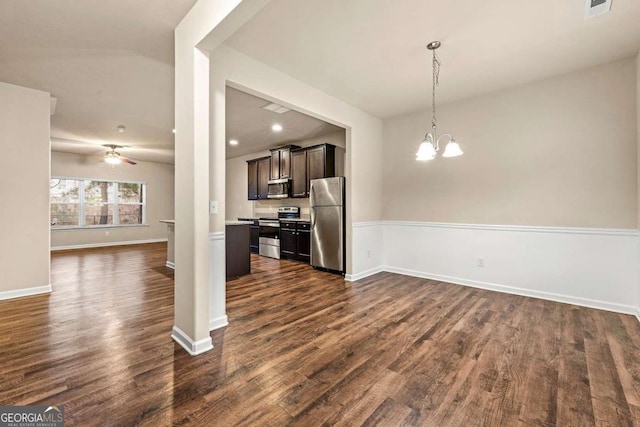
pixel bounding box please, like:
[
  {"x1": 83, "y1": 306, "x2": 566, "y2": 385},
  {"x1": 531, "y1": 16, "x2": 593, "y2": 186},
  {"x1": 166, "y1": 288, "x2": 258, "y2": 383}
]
[{"x1": 103, "y1": 144, "x2": 137, "y2": 165}]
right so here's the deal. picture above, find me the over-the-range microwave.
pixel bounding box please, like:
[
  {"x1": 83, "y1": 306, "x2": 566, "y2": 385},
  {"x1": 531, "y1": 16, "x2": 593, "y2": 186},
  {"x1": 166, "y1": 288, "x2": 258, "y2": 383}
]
[{"x1": 267, "y1": 178, "x2": 291, "y2": 199}]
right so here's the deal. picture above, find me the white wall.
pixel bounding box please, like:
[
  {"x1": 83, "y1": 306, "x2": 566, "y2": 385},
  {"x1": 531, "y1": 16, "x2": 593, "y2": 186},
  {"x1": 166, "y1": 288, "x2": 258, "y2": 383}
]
[
  {"x1": 50, "y1": 151, "x2": 174, "y2": 249},
  {"x1": 0, "y1": 82, "x2": 50, "y2": 299},
  {"x1": 225, "y1": 129, "x2": 346, "y2": 220},
  {"x1": 379, "y1": 58, "x2": 639, "y2": 316},
  {"x1": 384, "y1": 58, "x2": 637, "y2": 228}
]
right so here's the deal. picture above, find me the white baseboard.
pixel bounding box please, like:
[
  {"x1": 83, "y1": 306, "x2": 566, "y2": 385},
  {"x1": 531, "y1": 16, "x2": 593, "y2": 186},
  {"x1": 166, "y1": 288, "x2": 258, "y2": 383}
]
[
  {"x1": 171, "y1": 326, "x2": 213, "y2": 356},
  {"x1": 166, "y1": 261, "x2": 175, "y2": 269},
  {"x1": 51, "y1": 238, "x2": 167, "y2": 251},
  {"x1": 0, "y1": 284, "x2": 52, "y2": 301},
  {"x1": 384, "y1": 266, "x2": 637, "y2": 316},
  {"x1": 345, "y1": 266, "x2": 384, "y2": 282},
  {"x1": 209, "y1": 315, "x2": 229, "y2": 331},
  {"x1": 636, "y1": 308, "x2": 640, "y2": 323}
]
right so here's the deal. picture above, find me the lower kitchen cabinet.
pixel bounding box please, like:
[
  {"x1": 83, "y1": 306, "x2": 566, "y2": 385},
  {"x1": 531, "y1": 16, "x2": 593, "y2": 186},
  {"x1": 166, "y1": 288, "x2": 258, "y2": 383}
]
[
  {"x1": 296, "y1": 224, "x2": 311, "y2": 263},
  {"x1": 239, "y1": 218, "x2": 259, "y2": 253},
  {"x1": 280, "y1": 221, "x2": 311, "y2": 263}
]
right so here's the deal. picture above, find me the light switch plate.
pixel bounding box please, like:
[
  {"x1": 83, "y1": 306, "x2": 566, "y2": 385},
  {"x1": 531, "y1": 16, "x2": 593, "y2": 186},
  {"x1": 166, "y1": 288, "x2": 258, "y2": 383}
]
[{"x1": 209, "y1": 200, "x2": 218, "y2": 214}]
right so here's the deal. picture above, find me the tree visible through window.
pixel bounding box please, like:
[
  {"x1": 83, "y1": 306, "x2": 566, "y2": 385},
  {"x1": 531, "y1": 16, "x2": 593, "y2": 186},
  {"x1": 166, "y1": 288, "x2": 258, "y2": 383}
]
[{"x1": 50, "y1": 178, "x2": 146, "y2": 228}]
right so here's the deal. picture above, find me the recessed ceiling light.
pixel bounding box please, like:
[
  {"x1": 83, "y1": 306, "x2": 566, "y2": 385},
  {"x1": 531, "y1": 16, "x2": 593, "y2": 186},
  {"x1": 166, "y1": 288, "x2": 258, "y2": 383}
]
[
  {"x1": 272, "y1": 124, "x2": 283, "y2": 132},
  {"x1": 229, "y1": 139, "x2": 239, "y2": 146}
]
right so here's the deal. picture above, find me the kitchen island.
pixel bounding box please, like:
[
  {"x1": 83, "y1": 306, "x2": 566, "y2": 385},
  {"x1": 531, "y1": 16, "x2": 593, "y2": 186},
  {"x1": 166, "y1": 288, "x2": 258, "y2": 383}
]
[
  {"x1": 225, "y1": 221, "x2": 253, "y2": 279},
  {"x1": 159, "y1": 220, "x2": 253, "y2": 279},
  {"x1": 159, "y1": 220, "x2": 175, "y2": 269}
]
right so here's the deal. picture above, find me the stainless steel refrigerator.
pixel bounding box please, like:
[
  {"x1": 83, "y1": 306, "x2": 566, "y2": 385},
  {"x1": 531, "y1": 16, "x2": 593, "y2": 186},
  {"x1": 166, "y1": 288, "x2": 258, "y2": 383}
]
[{"x1": 310, "y1": 176, "x2": 345, "y2": 273}]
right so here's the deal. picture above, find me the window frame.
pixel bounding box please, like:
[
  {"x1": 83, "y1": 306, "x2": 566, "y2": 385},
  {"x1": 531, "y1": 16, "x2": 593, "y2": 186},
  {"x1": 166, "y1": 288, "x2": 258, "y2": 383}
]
[{"x1": 51, "y1": 176, "x2": 148, "y2": 230}]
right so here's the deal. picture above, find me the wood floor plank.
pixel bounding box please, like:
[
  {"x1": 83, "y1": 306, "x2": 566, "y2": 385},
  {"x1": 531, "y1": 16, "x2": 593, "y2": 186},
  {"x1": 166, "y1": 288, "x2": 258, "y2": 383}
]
[{"x1": 0, "y1": 243, "x2": 638, "y2": 425}]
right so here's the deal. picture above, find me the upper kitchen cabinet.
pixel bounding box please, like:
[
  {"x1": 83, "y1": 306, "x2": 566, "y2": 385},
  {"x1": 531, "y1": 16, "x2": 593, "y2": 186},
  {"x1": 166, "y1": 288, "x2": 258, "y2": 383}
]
[
  {"x1": 247, "y1": 143, "x2": 339, "y2": 199},
  {"x1": 269, "y1": 145, "x2": 300, "y2": 181},
  {"x1": 291, "y1": 144, "x2": 336, "y2": 198},
  {"x1": 247, "y1": 159, "x2": 258, "y2": 200},
  {"x1": 247, "y1": 156, "x2": 271, "y2": 200},
  {"x1": 290, "y1": 149, "x2": 307, "y2": 198},
  {"x1": 305, "y1": 144, "x2": 336, "y2": 193}
]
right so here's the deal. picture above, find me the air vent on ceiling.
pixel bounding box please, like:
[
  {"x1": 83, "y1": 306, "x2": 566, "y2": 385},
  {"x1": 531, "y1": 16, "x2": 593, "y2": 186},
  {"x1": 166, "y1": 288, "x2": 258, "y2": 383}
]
[
  {"x1": 261, "y1": 102, "x2": 291, "y2": 114},
  {"x1": 584, "y1": 0, "x2": 612, "y2": 19}
]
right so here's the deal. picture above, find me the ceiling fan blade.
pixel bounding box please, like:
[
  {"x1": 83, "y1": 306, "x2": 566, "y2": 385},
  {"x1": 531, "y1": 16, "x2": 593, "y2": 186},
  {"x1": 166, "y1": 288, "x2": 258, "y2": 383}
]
[{"x1": 121, "y1": 157, "x2": 137, "y2": 165}]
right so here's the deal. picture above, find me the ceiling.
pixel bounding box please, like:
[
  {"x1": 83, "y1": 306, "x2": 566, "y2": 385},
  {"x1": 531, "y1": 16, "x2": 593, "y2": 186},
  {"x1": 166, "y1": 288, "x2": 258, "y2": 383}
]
[
  {"x1": 225, "y1": 0, "x2": 640, "y2": 119},
  {"x1": 225, "y1": 87, "x2": 342, "y2": 159},
  {"x1": 0, "y1": 0, "x2": 197, "y2": 164},
  {"x1": 1, "y1": 0, "x2": 639, "y2": 163}
]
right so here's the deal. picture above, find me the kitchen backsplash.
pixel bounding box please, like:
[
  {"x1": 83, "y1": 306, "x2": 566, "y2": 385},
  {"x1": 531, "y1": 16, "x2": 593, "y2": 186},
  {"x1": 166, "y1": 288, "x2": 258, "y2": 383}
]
[{"x1": 253, "y1": 199, "x2": 310, "y2": 218}]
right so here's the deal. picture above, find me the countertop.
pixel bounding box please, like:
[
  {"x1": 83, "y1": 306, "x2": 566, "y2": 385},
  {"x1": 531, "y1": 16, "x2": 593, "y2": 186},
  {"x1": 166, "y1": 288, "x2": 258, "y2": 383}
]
[
  {"x1": 236, "y1": 217, "x2": 310, "y2": 223},
  {"x1": 226, "y1": 220, "x2": 254, "y2": 226},
  {"x1": 161, "y1": 220, "x2": 254, "y2": 226}
]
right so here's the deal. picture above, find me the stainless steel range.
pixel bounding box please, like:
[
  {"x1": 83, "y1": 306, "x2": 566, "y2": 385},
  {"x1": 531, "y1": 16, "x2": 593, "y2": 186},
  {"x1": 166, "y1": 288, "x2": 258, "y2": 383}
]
[{"x1": 258, "y1": 207, "x2": 300, "y2": 259}]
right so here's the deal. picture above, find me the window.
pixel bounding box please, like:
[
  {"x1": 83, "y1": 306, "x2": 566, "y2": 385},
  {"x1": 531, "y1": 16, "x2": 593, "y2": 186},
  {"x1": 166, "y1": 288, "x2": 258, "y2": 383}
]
[{"x1": 50, "y1": 178, "x2": 146, "y2": 228}]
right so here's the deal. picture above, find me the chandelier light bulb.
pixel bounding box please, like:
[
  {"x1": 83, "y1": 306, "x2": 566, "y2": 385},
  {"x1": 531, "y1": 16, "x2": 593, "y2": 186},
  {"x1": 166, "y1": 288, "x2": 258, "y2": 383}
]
[
  {"x1": 416, "y1": 138, "x2": 437, "y2": 161},
  {"x1": 442, "y1": 140, "x2": 464, "y2": 158}
]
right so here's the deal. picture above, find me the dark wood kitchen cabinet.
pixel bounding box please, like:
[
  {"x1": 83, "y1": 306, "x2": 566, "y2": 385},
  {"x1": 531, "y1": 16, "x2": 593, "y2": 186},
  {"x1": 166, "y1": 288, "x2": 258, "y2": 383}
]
[
  {"x1": 279, "y1": 221, "x2": 311, "y2": 263},
  {"x1": 307, "y1": 144, "x2": 335, "y2": 183},
  {"x1": 294, "y1": 144, "x2": 336, "y2": 197},
  {"x1": 279, "y1": 224, "x2": 297, "y2": 259},
  {"x1": 270, "y1": 145, "x2": 300, "y2": 181},
  {"x1": 249, "y1": 221, "x2": 259, "y2": 253},
  {"x1": 296, "y1": 222, "x2": 311, "y2": 263},
  {"x1": 257, "y1": 157, "x2": 270, "y2": 199},
  {"x1": 248, "y1": 143, "x2": 337, "y2": 200},
  {"x1": 225, "y1": 223, "x2": 251, "y2": 279},
  {"x1": 239, "y1": 218, "x2": 260, "y2": 253},
  {"x1": 247, "y1": 157, "x2": 271, "y2": 200},
  {"x1": 290, "y1": 149, "x2": 307, "y2": 197},
  {"x1": 247, "y1": 160, "x2": 258, "y2": 200}
]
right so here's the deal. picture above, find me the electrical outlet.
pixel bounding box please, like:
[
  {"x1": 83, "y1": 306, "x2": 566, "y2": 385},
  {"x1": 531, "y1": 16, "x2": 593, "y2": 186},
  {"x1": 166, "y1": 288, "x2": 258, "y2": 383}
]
[
  {"x1": 367, "y1": 249, "x2": 371, "y2": 258},
  {"x1": 477, "y1": 257, "x2": 484, "y2": 267},
  {"x1": 209, "y1": 200, "x2": 218, "y2": 214}
]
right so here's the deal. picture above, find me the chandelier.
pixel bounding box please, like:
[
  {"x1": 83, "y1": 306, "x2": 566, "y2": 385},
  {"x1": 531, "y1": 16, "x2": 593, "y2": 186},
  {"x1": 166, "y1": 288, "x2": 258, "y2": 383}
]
[{"x1": 416, "y1": 41, "x2": 463, "y2": 161}]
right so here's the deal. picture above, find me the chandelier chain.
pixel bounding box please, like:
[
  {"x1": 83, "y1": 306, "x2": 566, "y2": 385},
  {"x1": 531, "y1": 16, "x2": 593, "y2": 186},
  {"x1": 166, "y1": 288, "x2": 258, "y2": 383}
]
[{"x1": 432, "y1": 49, "x2": 440, "y2": 129}]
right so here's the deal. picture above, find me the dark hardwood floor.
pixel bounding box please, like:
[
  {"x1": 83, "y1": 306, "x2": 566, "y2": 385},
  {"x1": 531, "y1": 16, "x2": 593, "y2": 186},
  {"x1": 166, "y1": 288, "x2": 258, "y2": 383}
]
[{"x1": 1, "y1": 243, "x2": 639, "y2": 426}]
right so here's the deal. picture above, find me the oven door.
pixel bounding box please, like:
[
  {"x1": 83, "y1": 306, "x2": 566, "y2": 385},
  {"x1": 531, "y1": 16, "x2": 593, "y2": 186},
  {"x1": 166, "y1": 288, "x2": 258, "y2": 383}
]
[{"x1": 258, "y1": 223, "x2": 280, "y2": 240}]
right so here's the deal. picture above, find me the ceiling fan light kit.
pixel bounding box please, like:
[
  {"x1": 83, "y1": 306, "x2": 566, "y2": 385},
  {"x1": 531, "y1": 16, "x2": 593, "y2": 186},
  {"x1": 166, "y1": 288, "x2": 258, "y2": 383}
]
[
  {"x1": 103, "y1": 144, "x2": 137, "y2": 166},
  {"x1": 105, "y1": 152, "x2": 122, "y2": 165},
  {"x1": 416, "y1": 41, "x2": 463, "y2": 161}
]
